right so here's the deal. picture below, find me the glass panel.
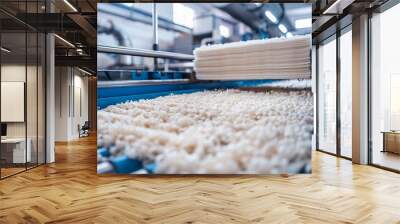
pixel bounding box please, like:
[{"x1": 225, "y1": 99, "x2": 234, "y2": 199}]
[
  {"x1": 340, "y1": 29, "x2": 352, "y2": 158},
  {"x1": 0, "y1": 0, "x2": 46, "y2": 178},
  {"x1": 27, "y1": 31, "x2": 38, "y2": 169},
  {"x1": 1, "y1": 31, "x2": 27, "y2": 177},
  {"x1": 317, "y1": 37, "x2": 337, "y2": 154},
  {"x1": 26, "y1": 0, "x2": 39, "y2": 169},
  {"x1": 371, "y1": 4, "x2": 400, "y2": 171}
]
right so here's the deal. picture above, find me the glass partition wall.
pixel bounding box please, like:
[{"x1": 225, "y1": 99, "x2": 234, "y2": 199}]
[
  {"x1": 339, "y1": 27, "x2": 352, "y2": 159},
  {"x1": 316, "y1": 1, "x2": 400, "y2": 172},
  {"x1": 316, "y1": 26, "x2": 353, "y2": 159},
  {"x1": 0, "y1": 30, "x2": 27, "y2": 177},
  {"x1": 370, "y1": 2, "x2": 400, "y2": 172},
  {"x1": 0, "y1": 2, "x2": 46, "y2": 179},
  {"x1": 317, "y1": 35, "x2": 337, "y2": 155}
]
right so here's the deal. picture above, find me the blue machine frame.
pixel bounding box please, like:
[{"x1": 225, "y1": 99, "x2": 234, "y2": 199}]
[
  {"x1": 97, "y1": 79, "x2": 282, "y2": 109},
  {"x1": 97, "y1": 78, "x2": 287, "y2": 174}
]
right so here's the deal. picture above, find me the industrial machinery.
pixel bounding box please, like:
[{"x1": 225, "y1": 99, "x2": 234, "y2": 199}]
[
  {"x1": 97, "y1": 4, "x2": 310, "y2": 174},
  {"x1": 97, "y1": 3, "x2": 281, "y2": 110}
]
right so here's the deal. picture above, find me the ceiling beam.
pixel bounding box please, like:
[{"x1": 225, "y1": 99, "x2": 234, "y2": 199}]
[{"x1": 55, "y1": 55, "x2": 96, "y2": 71}]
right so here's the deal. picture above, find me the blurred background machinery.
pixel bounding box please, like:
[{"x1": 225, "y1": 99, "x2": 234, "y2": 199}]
[
  {"x1": 97, "y1": 3, "x2": 312, "y2": 82},
  {"x1": 96, "y1": 3, "x2": 312, "y2": 110}
]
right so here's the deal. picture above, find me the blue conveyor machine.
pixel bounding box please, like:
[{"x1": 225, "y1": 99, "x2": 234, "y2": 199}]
[
  {"x1": 98, "y1": 78, "x2": 279, "y2": 109},
  {"x1": 97, "y1": 77, "x2": 281, "y2": 174},
  {"x1": 97, "y1": 45, "x2": 283, "y2": 174}
]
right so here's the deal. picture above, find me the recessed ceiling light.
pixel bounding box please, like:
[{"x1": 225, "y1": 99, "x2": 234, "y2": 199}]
[
  {"x1": 323, "y1": 0, "x2": 351, "y2": 14},
  {"x1": 264, "y1": 10, "x2": 277, "y2": 24},
  {"x1": 54, "y1": 34, "x2": 75, "y2": 48},
  {"x1": 1, "y1": 47, "x2": 11, "y2": 53},
  {"x1": 63, "y1": 0, "x2": 78, "y2": 12},
  {"x1": 278, "y1": 24, "x2": 287, "y2": 33},
  {"x1": 78, "y1": 67, "x2": 92, "y2": 76}
]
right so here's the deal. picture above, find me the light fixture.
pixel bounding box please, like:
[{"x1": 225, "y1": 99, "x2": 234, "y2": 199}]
[
  {"x1": 78, "y1": 67, "x2": 92, "y2": 76},
  {"x1": 265, "y1": 10, "x2": 277, "y2": 24},
  {"x1": 63, "y1": 0, "x2": 78, "y2": 12},
  {"x1": 219, "y1": 25, "x2": 230, "y2": 38},
  {"x1": 278, "y1": 24, "x2": 287, "y2": 33},
  {"x1": 254, "y1": 3, "x2": 262, "y2": 7},
  {"x1": 1, "y1": 47, "x2": 11, "y2": 53},
  {"x1": 322, "y1": 0, "x2": 353, "y2": 14},
  {"x1": 76, "y1": 48, "x2": 84, "y2": 55},
  {"x1": 54, "y1": 34, "x2": 75, "y2": 48},
  {"x1": 123, "y1": 3, "x2": 134, "y2": 7},
  {"x1": 286, "y1": 32, "x2": 293, "y2": 38},
  {"x1": 173, "y1": 3, "x2": 194, "y2": 29},
  {"x1": 295, "y1": 18, "x2": 311, "y2": 29}
]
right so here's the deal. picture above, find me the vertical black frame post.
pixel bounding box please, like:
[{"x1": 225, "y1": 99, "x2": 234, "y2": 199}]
[
  {"x1": 0, "y1": 17, "x2": 2, "y2": 179},
  {"x1": 152, "y1": 3, "x2": 158, "y2": 72},
  {"x1": 36, "y1": 0, "x2": 39, "y2": 168},
  {"x1": 25, "y1": 0, "x2": 28, "y2": 171},
  {"x1": 367, "y1": 10, "x2": 373, "y2": 165},
  {"x1": 336, "y1": 19, "x2": 341, "y2": 157},
  {"x1": 44, "y1": 0, "x2": 47, "y2": 164},
  {"x1": 316, "y1": 44, "x2": 320, "y2": 151}
]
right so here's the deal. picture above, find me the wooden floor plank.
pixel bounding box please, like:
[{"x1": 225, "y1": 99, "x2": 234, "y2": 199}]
[{"x1": 0, "y1": 134, "x2": 400, "y2": 223}]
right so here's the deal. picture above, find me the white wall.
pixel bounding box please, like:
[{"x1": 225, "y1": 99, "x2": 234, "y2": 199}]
[
  {"x1": 1, "y1": 65, "x2": 28, "y2": 138},
  {"x1": 55, "y1": 66, "x2": 69, "y2": 141},
  {"x1": 1, "y1": 65, "x2": 26, "y2": 126},
  {"x1": 72, "y1": 74, "x2": 89, "y2": 138},
  {"x1": 54, "y1": 67, "x2": 89, "y2": 141},
  {"x1": 1, "y1": 82, "x2": 25, "y2": 122}
]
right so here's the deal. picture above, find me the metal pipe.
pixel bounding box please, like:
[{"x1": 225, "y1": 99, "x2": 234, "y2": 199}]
[
  {"x1": 0, "y1": 8, "x2": 37, "y2": 32},
  {"x1": 152, "y1": 3, "x2": 159, "y2": 71},
  {"x1": 98, "y1": 20, "x2": 132, "y2": 65},
  {"x1": 98, "y1": 79, "x2": 193, "y2": 88},
  {"x1": 152, "y1": 3, "x2": 159, "y2": 46},
  {"x1": 336, "y1": 26, "x2": 341, "y2": 157},
  {"x1": 97, "y1": 45, "x2": 194, "y2": 60}
]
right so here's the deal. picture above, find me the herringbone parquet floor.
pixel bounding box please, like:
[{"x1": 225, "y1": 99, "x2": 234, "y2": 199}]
[{"x1": 1, "y1": 134, "x2": 400, "y2": 224}]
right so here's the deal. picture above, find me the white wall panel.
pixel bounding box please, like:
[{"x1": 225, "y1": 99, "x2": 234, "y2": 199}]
[{"x1": 1, "y1": 82, "x2": 25, "y2": 122}]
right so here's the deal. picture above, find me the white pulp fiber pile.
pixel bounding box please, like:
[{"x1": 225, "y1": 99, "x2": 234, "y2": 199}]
[
  {"x1": 98, "y1": 88, "x2": 313, "y2": 174},
  {"x1": 259, "y1": 79, "x2": 312, "y2": 89},
  {"x1": 194, "y1": 35, "x2": 311, "y2": 80}
]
